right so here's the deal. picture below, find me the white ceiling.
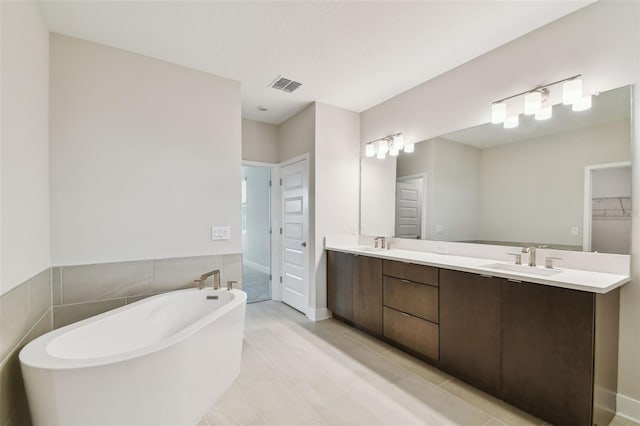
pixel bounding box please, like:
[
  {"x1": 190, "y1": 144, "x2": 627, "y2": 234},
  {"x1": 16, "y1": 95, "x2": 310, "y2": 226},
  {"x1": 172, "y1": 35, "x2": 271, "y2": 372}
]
[{"x1": 38, "y1": 1, "x2": 593, "y2": 125}]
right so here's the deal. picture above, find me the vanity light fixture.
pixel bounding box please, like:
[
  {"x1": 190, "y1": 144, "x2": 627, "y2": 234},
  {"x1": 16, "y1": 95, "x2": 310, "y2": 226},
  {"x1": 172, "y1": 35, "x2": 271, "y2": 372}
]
[
  {"x1": 491, "y1": 74, "x2": 591, "y2": 129},
  {"x1": 364, "y1": 133, "x2": 412, "y2": 159}
]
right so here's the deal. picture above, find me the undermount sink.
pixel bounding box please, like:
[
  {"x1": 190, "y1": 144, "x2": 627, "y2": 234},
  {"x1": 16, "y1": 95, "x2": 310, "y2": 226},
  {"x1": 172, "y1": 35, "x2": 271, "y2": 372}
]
[
  {"x1": 482, "y1": 263, "x2": 563, "y2": 276},
  {"x1": 353, "y1": 246, "x2": 386, "y2": 252}
]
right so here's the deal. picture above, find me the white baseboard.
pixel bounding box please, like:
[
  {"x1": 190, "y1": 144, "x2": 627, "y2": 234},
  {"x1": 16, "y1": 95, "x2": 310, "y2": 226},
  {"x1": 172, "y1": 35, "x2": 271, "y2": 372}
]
[
  {"x1": 617, "y1": 393, "x2": 640, "y2": 424},
  {"x1": 243, "y1": 259, "x2": 270, "y2": 275},
  {"x1": 307, "y1": 307, "x2": 331, "y2": 321}
]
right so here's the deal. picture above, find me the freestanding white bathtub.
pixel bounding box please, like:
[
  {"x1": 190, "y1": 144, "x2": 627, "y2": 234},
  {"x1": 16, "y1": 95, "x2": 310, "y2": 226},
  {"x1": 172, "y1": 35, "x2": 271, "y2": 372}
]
[{"x1": 20, "y1": 288, "x2": 246, "y2": 426}]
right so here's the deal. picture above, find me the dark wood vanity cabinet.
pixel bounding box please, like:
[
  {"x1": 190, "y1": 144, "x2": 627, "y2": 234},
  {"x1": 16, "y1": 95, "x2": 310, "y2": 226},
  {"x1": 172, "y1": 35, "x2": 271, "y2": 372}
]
[
  {"x1": 326, "y1": 250, "x2": 620, "y2": 426},
  {"x1": 382, "y1": 260, "x2": 440, "y2": 361},
  {"x1": 326, "y1": 251, "x2": 383, "y2": 332},
  {"x1": 353, "y1": 256, "x2": 383, "y2": 334},
  {"x1": 439, "y1": 270, "x2": 502, "y2": 396},
  {"x1": 501, "y1": 281, "x2": 619, "y2": 426},
  {"x1": 326, "y1": 250, "x2": 355, "y2": 321}
]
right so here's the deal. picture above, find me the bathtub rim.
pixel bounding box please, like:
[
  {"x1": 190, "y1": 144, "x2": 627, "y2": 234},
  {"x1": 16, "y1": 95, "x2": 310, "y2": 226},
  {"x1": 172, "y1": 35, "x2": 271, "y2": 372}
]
[{"x1": 19, "y1": 288, "x2": 246, "y2": 370}]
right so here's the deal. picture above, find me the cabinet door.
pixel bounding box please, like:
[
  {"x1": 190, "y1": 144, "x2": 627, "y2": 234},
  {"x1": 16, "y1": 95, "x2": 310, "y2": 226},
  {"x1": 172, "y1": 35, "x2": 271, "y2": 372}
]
[
  {"x1": 501, "y1": 281, "x2": 594, "y2": 426},
  {"x1": 439, "y1": 269, "x2": 502, "y2": 395},
  {"x1": 353, "y1": 256, "x2": 382, "y2": 334},
  {"x1": 326, "y1": 251, "x2": 354, "y2": 321}
]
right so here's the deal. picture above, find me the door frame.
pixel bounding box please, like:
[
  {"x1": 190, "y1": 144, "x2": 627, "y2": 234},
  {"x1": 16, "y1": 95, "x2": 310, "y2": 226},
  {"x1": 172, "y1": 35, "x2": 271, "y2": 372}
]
[
  {"x1": 277, "y1": 153, "x2": 310, "y2": 311},
  {"x1": 242, "y1": 160, "x2": 277, "y2": 300},
  {"x1": 397, "y1": 173, "x2": 428, "y2": 239},
  {"x1": 582, "y1": 161, "x2": 631, "y2": 252}
]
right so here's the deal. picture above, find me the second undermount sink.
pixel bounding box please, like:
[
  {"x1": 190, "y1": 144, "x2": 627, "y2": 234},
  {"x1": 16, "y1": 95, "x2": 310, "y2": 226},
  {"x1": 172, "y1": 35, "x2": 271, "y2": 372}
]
[
  {"x1": 353, "y1": 246, "x2": 386, "y2": 252},
  {"x1": 482, "y1": 263, "x2": 563, "y2": 276}
]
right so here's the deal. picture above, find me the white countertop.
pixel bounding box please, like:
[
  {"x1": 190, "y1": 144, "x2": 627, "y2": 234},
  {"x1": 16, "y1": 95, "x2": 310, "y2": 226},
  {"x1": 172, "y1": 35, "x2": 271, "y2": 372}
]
[{"x1": 325, "y1": 242, "x2": 630, "y2": 294}]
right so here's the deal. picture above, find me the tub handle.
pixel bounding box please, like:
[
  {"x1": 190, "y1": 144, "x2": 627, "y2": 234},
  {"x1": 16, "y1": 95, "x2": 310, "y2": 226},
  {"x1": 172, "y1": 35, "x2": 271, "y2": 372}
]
[{"x1": 226, "y1": 280, "x2": 237, "y2": 291}]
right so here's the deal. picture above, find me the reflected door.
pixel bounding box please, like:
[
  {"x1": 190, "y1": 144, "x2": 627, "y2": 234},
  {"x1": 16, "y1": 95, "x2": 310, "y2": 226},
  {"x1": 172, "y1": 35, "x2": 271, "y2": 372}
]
[
  {"x1": 395, "y1": 176, "x2": 423, "y2": 239},
  {"x1": 280, "y1": 159, "x2": 309, "y2": 314}
]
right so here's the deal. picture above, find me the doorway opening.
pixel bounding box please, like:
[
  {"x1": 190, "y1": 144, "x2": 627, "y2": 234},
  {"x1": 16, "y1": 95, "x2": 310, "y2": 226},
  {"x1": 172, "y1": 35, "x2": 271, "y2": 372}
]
[
  {"x1": 583, "y1": 161, "x2": 632, "y2": 254},
  {"x1": 241, "y1": 164, "x2": 272, "y2": 303}
]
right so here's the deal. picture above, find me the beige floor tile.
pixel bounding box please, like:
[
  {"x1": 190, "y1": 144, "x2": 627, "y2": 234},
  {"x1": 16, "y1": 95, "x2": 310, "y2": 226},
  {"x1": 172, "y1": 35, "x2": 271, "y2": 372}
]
[
  {"x1": 242, "y1": 377, "x2": 321, "y2": 426},
  {"x1": 391, "y1": 374, "x2": 493, "y2": 425},
  {"x1": 378, "y1": 345, "x2": 452, "y2": 385},
  {"x1": 206, "y1": 381, "x2": 266, "y2": 426},
  {"x1": 347, "y1": 345, "x2": 413, "y2": 384},
  {"x1": 483, "y1": 419, "x2": 507, "y2": 426},
  {"x1": 440, "y1": 379, "x2": 542, "y2": 425},
  {"x1": 609, "y1": 417, "x2": 639, "y2": 426},
  {"x1": 339, "y1": 326, "x2": 396, "y2": 353},
  {"x1": 293, "y1": 378, "x2": 385, "y2": 426},
  {"x1": 237, "y1": 344, "x2": 278, "y2": 385}
]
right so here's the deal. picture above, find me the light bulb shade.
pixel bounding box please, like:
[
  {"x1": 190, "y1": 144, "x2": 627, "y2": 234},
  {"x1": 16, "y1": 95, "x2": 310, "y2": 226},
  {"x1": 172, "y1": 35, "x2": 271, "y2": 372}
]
[
  {"x1": 491, "y1": 102, "x2": 507, "y2": 124},
  {"x1": 365, "y1": 143, "x2": 375, "y2": 157},
  {"x1": 389, "y1": 147, "x2": 399, "y2": 156},
  {"x1": 377, "y1": 139, "x2": 388, "y2": 155},
  {"x1": 376, "y1": 149, "x2": 386, "y2": 159},
  {"x1": 403, "y1": 143, "x2": 415, "y2": 153},
  {"x1": 534, "y1": 106, "x2": 552, "y2": 120},
  {"x1": 391, "y1": 134, "x2": 404, "y2": 150},
  {"x1": 572, "y1": 95, "x2": 592, "y2": 111},
  {"x1": 562, "y1": 78, "x2": 583, "y2": 105},
  {"x1": 524, "y1": 91, "x2": 542, "y2": 115},
  {"x1": 503, "y1": 115, "x2": 519, "y2": 129}
]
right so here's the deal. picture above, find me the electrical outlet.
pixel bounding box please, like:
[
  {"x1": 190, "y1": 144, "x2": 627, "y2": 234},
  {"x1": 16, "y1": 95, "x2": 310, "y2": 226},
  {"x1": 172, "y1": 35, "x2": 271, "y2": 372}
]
[
  {"x1": 350, "y1": 224, "x2": 358, "y2": 235},
  {"x1": 435, "y1": 224, "x2": 444, "y2": 234},
  {"x1": 570, "y1": 226, "x2": 579, "y2": 236},
  {"x1": 211, "y1": 226, "x2": 231, "y2": 240}
]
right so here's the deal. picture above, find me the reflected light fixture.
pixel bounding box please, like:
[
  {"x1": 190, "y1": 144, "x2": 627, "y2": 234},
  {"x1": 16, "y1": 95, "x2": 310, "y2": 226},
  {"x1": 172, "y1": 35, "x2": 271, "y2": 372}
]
[
  {"x1": 572, "y1": 95, "x2": 592, "y2": 111},
  {"x1": 535, "y1": 106, "x2": 552, "y2": 120},
  {"x1": 503, "y1": 115, "x2": 519, "y2": 129},
  {"x1": 491, "y1": 74, "x2": 591, "y2": 129},
  {"x1": 364, "y1": 133, "x2": 413, "y2": 159}
]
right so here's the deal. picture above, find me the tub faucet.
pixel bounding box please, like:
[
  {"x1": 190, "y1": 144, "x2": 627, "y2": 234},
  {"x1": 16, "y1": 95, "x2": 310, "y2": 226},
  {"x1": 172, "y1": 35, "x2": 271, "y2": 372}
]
[
  {"x1": 521, "y1": 247, "x2": 537, "y2": 267},
  {"x1": 198, "y1": 269, "x2": 221, "y2": 290}
]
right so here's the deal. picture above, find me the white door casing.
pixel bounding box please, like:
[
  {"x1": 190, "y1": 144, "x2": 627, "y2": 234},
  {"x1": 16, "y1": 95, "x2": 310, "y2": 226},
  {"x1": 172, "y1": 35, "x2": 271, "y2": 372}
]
[
  {"x1": 280, "y1": 157, "x2": 309, "y2": 314},
  {"x1": 396, "y1": 175, "x2": 425, "y2": 239}
]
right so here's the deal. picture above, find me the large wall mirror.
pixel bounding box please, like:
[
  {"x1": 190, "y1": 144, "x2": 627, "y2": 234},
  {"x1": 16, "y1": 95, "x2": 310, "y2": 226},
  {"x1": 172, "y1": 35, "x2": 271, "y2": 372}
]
[{"x1": 361, "y1": 84, "x2": 632, "y2": 254}]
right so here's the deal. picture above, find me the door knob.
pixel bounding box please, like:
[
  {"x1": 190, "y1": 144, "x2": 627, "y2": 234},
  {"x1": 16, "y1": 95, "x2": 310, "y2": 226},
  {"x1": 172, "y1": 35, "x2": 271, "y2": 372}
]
[{"x1": 301, "y1": 241, "x2": 307, "y2": 247}]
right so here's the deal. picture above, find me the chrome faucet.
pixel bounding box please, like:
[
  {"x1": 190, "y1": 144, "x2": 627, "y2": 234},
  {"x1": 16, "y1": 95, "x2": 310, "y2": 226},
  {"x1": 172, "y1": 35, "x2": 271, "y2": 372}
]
[
  {"x1": 195, "y1": 269, "x2": 221, "y2": 290},
  {"x1": 374, "y1": 236, "x2": 386, "y2": 249},
  {"x1": 521, "y1": 247, "x2": 537, "y2": 267}
]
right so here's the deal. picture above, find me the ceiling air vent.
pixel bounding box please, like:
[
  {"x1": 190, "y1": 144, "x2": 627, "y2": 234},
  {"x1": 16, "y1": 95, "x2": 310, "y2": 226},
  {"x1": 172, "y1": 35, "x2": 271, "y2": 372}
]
[{"x1": 270, "y1": 76, "x2": 302, "y2": 93}]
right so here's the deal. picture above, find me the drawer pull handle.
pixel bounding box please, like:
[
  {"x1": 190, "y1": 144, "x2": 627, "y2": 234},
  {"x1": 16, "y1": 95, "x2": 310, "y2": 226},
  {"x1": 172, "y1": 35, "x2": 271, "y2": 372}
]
[
  {"x1": 401, "y1": 279, "x2": 411, "y2": 284},
  {"x1": 480, "y1": 274, "x2": 493, "y2": 278},
  {"x1": 508, "y1": 279, "x2": 522, "y2": 283},
  {"x1": 402, "y1": 312, "x2": 411, "y2": 317}
]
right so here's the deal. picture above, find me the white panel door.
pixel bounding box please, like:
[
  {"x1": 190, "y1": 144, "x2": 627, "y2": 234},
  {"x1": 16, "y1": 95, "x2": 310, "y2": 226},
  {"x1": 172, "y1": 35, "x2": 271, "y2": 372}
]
[
  {"x1": 396, "y1": 177, "x2": 423, "y2": 239},
  {"x1": 280, "y1": 158, "x2": 309, "y2": 313}
]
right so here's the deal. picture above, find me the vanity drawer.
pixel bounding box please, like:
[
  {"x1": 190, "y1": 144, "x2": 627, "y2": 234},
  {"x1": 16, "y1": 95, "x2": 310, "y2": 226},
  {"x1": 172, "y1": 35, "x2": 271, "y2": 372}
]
[
  {"x1": 383, "y1": 307, "x2": 439, "y2": 361},
  {"x1": 383, "y1": 276, "x2": 438, "y2": 323},
  {"x1": 383, "y1": 260, "x2": 438, "y2": 286}
]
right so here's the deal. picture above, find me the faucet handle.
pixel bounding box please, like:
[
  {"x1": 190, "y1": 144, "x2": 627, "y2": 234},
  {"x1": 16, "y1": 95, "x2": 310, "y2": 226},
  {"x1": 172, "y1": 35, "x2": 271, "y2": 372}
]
[
  {"x1": 545, "y1": 256, "x2": 562, "y2": 269},
  {"x1": 507, "y1": 253, "x2": 522, "y2": 265},
  {"x1": 226, "y1": 280, "x2": 237, "y2": 291}
]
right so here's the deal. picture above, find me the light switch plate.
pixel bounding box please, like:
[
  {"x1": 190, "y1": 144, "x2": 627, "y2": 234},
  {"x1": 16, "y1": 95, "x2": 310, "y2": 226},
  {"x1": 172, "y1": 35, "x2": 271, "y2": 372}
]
[
  {"x1": 350, "y1": 224, "x2": 358, "y2": 235},
  {"x1": 435, "y1": 224, "x2": 444, "y2": 234},
  {"x1": 435, "y1": 242, "x2": 449, "y2": 254},
  {"x1": 211, "y1": 226, "x2": 231, "y2": 240}
]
